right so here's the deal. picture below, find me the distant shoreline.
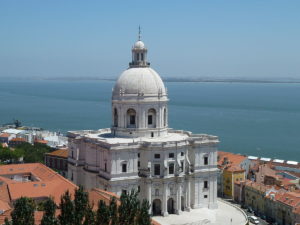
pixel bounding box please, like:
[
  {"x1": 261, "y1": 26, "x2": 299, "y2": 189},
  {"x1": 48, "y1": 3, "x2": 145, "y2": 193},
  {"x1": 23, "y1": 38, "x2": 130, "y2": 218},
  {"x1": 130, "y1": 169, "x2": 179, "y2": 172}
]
[{"x1": 3, "y1": 77, "x2": 300, "y2": 84}]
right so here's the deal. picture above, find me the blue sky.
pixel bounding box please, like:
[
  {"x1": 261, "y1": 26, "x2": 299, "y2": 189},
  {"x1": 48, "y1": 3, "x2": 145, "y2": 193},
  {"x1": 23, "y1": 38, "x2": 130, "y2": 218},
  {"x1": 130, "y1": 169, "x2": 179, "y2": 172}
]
[{"x1": 0, "y1": 0, "x2": 299, "y2": 79}]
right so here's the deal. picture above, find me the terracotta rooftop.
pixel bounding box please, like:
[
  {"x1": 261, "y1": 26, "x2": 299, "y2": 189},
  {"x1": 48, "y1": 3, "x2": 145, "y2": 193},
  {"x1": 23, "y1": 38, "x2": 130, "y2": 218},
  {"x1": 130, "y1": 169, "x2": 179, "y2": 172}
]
[
  {"x1": 34, "y1": 139, "x2": 48, "y2": 144},
  {"x1": 276, "y1": 191, "x2": 300, "y2": 208},
  {"x1": 0, "y1": 163, "x2": 77, "y2": 205},
  {"x1": 218, "y1": 151, "x2": 246, "y2": 169},
  {"x1": 0, "y1": 133, "x2": 10, "y2": 138},
  {"x1": 45, "y1": 148, "x2": 68, "y2": 158},
  {"x1": 9, "y1": 138, "x2": 26, "y2": 142}
]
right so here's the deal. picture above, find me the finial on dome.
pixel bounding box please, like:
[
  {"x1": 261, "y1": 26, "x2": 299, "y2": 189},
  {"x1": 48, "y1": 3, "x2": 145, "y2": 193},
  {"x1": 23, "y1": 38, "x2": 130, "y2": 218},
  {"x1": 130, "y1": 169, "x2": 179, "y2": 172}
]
[{"x1": 138, "y1": 25, "x2": 141, "y2": 41}]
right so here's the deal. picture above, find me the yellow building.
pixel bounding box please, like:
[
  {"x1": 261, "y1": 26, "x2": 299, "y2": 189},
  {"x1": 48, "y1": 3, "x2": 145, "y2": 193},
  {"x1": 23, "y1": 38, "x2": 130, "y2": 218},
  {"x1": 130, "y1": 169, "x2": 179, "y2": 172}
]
[{"x1": 223, "y1": 165, "x2": 246, "y2": 198}]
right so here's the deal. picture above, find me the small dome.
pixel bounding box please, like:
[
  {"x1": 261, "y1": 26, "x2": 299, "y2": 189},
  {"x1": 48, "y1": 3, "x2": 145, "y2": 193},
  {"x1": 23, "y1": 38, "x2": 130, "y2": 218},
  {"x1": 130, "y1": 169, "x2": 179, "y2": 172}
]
[
  {"x1": 112, "y1": 67, "x2": 167, "y2": 99},
  {"x1": 133, "y1": 40, "x2": 145, "y2": 49}
]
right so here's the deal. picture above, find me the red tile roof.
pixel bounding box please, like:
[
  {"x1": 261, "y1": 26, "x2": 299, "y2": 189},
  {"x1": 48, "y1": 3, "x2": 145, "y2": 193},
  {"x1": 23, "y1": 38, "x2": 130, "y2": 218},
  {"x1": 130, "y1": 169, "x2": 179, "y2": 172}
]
[
  {"x1": 0, "y1": 133, "x2": 10, "y2": 138},
  {"x1": 9, "y1": 138, "x2": 26, "y2": 142},
  {"x1": 45, "y1": 149, "x2": 68, "y2": 158}
]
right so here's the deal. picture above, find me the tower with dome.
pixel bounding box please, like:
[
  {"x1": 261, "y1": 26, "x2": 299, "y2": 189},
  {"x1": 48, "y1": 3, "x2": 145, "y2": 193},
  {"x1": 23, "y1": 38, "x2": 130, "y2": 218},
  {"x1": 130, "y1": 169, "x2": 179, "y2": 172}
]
[{"x1": 67, "y1": 33, "x2": 219, "y2": 216}]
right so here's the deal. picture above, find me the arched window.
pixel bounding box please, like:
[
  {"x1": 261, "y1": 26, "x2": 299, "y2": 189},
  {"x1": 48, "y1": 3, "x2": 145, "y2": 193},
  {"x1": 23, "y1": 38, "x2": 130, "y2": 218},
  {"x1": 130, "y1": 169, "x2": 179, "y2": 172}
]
[
  {"x1": 127, "y1": 108, "x2": 136, "y2": 128},
  {"x1": 137, "y1": 53, "x2": 140, "y2": 61},
  {"x1": 141, "y1": 53, "x2": 144, "y2": 61},
  {"x1": 113, "y1": 108, "x2": 118, "y2": 127},
  {"x1": 163, "y1": 108, "x2": 167, "y2": 127},
  {"x1": 148, "y1": 108, "x2": 156, "y2": 128}
]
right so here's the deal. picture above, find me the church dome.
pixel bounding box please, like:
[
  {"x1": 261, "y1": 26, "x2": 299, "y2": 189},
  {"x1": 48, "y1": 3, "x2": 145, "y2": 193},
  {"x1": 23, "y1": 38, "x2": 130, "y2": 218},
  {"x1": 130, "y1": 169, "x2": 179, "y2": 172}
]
[
  {"x1": 133, "y1": 40, "x2": 145, "y2": 49},
  {"x1": 112, "y1": 67, "x2": 167, "y2": 98}
]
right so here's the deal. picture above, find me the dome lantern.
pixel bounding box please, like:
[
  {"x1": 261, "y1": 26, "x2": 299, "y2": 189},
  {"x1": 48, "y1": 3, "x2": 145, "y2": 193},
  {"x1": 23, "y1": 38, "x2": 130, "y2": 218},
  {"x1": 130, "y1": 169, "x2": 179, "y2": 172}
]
[{"x1": 129, "y1": 27, "x2": 150, "y2": 68}]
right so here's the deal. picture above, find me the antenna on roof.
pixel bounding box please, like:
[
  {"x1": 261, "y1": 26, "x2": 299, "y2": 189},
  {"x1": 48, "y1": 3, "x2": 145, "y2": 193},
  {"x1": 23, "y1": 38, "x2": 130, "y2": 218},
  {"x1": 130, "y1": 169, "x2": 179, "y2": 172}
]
[{"x1": 138, "y1": 25, "x2": 141, "y2": 41}]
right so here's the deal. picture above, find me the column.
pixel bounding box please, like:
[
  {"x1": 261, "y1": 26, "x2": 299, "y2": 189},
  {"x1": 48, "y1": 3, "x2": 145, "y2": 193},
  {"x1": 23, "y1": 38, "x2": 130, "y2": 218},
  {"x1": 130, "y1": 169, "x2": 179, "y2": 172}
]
[
  {"x1": 176, "y1": 181, "x2": 182, "y2": 214},
  {"x1": 162, "y1": 182, "x2": 168, "y2": 216},
  {"x1": 146, "y1": 180, "x2": 152, "y2": 214},
  {"x1": 186, "y1": 177, "x2": 191, "y2": 211}
]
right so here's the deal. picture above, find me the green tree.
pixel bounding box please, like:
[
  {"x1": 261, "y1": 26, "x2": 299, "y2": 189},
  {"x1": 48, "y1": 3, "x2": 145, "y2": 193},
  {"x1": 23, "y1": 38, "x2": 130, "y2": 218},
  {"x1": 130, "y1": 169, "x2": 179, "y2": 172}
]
[
  {"x1": 83, "y1": 203, "x2": 95, "y2": 225},
  {"x1": 11, "y1": 197, "x2": 35, "y2": 225},
  {"x1": 96, "y1": 200, "x2": 110, "y2": 225},
  {"x1": 109, "y1": 197, "x2": 118, "y2": 225},
  {"x1": 136, "y1": 199, "x2": 151, "y2": 225},
  {"x1": 118, "y1": 190, "x2": 140, "y2": 225},
  {"x1": 74, "y1": 186, "x2": 89, "y2": 225},
  {"x1": 4, "y1": 217, "x2": 11, "y2": 225},
  {"x1": 58, "y1": 190, "x2": 74, "y2": 225},
  {"x1": 41, "y1": 198, "x2": 58, "y2": 225}
]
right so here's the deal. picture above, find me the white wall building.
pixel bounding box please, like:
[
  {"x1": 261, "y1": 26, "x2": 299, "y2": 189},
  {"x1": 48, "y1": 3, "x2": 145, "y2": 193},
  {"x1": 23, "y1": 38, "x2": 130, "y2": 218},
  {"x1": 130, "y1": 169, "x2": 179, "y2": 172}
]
[{"x1": 67, "y1": 35, "x2": 219, "y2": 216}]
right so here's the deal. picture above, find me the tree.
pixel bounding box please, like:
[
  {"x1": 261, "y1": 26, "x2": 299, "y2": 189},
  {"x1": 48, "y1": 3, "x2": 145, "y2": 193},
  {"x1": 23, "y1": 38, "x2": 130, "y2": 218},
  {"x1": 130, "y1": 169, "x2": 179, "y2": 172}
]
[
  {"x1": 4, "y1": 217, "x2": 11, "y2": 225},
  {"x1": 74, "y1": 186, "x2": 89, "y2": 225},
  {"x1": 109, "y1": 197, "x2": 118, "y2": 225},
  {"x1": 41, "y1": 198, "x2": 58, "y2": 225},
  {"x1": 58, "y1": 191, "x2": 74, "y2": 225},
  {"x1": 83, "y1": 203, "x2": 95, "y2": 225},
  {"x1": 136, "y1": 199, "x2": 151, "y2": 225},
  {"x1": 11, "y1": 197, "x2": 35, "y2": 225},
  {"x1": 118, "y1": 190, "x2": 140, "y2": 225},
  {"x1": 96, "y1": 200, "x2": 110, "y2": 225}
]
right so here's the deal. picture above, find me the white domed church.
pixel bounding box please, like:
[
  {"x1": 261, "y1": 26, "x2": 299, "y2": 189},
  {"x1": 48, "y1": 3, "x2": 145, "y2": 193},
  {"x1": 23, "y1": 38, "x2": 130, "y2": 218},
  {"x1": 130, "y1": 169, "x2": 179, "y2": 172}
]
[{"x1": 67, "y1": 35, "x2": 219, "y2": 216}]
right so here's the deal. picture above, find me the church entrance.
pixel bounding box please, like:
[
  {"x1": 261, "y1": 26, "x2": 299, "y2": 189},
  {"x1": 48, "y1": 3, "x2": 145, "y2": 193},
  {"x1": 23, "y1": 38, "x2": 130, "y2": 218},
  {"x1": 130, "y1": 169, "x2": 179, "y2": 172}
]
[
  {"x1": 181, "y1": 196, "x2": 185, "y2": 211},
  {"x1": 167, "y1": 198, "x2": 175, "y2": 214},
  {"x1": 152, "y1": 199, "x2": 161, "y2": 216}
]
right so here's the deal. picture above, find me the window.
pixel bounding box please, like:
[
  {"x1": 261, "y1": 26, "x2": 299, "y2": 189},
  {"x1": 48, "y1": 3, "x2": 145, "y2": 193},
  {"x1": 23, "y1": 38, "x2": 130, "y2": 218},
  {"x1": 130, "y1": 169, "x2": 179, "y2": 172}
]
[
  {"x1": 151, "y1": 132, "x2": 154, "y2": 137},
  {"x1": 138, "y1": 153, "x2": 140, "y2": 158},
  {"x1": 104, "y1": 162, "x2": 107, "y2": 172},
  {"x1": 204, "y1": 195, "x2": 208, "y2": 198},
  {"x1": 154, "y1": 154, "x2": 160, "y2": 159},
  {"x1": 138, "y1": 186, "x2": 140, "y2": 192},
  {"x1": 163, "y1": 108, "x2": 167, "y2": 127},
  {"x1": 130, "y1": 115, "x2": 135, "y2": 125},
  {"x1": 180, "y1": 161, "x2": 184, "y2": 172},
  {"x1": 138, "y1": 161, "x2": 140, "y2": 167},
  {"x1": 154, "y1": 164, "x2": 160, "y2": 176},
  {"x1": 114, "y1": 108, "x2": 118, "y2": 127},
  {"x1": 155, "y1": 189, "x2": 159, "y2": 196},
  {"x1": 122, "y1": 163, "x2": 127, "y2": 173},
  {"x1": 169, "y1": 163, "x2": 174, "y2": 175},
  {"x1": 169, "y1": 153, "x2": 174, "y2": 158},
  {"x1": 204, "y1": 156, "x2": 208, "y2": 165},
  {"x1": 71, "y1": 151, "x2": 74, "y2": 158},
  {"x1": 181, "y1": 152, "x2": 184, "y2": 156},
  {"x1": 204, "y1": 181, "x2": 208, "y2": 189},
  {"x1": 122, "y1": 190, "x2": 127, "y2": 195},
  {"x1": 137, "y1": 53, "x2": 140, "y2": 61},
  {"x1": 148, "y1": 115, "x2": 153, "y2": 125},
  {"x1": 141, "y1": 53, "x2": 144, "y2": 61}
]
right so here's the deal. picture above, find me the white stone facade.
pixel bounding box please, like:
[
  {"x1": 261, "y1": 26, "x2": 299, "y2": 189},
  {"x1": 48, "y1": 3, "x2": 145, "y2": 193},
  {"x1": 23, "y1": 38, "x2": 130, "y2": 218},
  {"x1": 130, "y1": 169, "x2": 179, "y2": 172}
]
[{"x1": 67, "y1": 37, "x2": 219, "y2": 216}]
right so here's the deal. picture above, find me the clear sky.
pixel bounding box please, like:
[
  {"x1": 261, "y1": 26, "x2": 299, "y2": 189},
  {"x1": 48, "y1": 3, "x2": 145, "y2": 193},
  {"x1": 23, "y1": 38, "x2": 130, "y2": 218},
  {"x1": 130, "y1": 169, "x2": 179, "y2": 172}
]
[{"x1": 0, "y1": 0, "x2": 299, "y2": 79}]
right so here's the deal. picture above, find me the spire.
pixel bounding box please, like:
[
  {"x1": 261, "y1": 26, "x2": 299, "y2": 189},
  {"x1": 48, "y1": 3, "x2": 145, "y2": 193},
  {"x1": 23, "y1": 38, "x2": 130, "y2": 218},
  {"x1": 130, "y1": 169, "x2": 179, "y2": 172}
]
[{"x1": 138, "y1": 25, "x2": 141, "y2": 41}]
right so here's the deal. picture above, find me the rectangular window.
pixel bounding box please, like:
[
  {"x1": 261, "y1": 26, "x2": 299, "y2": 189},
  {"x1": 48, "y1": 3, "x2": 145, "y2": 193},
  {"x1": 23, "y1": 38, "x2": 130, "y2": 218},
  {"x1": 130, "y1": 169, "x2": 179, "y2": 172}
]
[
  {"x1": 138, "y1": 161, "x2": 140, "y2": 167},
  {"x1": 169, "y1": 163, "x2": 174, "y2": 175},
  {"x1": 181, "y1": 152, "x2": 184, "y2": 156},
  {"x1": 122, "y1": 164, "x2": 127, "y2": 173},
  {"x1": 105, "y1": 162, "x2": 107, "y2": 172},
  {"x1": 204, "y1": 156, "x2": 208, "y2": 165},
  {"x1": 204, "y1": 195, "x2": 208, "y2": 198},
  {"x1": 148, "y1": 115, "x2": 153, "y2": 125},
  {"x1": 130, "y1": 115, "x2": 135, "y2": 125},
  {"x1": 204, "y1": 181, "x2": 208, "y2": 189},
  {"x1": 122, "y1": 189, "x2": 127, "y2": 195},
  {"x1": 154, "y1": 164, "x2": 160, "y2": 176},
  {"x1": 138, "y1": 153, "x2": 140, "y2": 158},
  {"x1": 180, "y1": 161, "x2": 184, "y2": 172},
  {"x1": 154, "y1": 154, "x2": 160, "y2": 159},
  {"x1": 169, "y1": 153, "x2": 174, "y2": 158}
]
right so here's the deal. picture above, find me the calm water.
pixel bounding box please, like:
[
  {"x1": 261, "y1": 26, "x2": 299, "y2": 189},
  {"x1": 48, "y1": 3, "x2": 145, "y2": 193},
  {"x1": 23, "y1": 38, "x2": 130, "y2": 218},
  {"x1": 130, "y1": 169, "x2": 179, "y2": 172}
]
[{"x1": 0, "y1": 80, "x2": 299, "y2": 161}]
